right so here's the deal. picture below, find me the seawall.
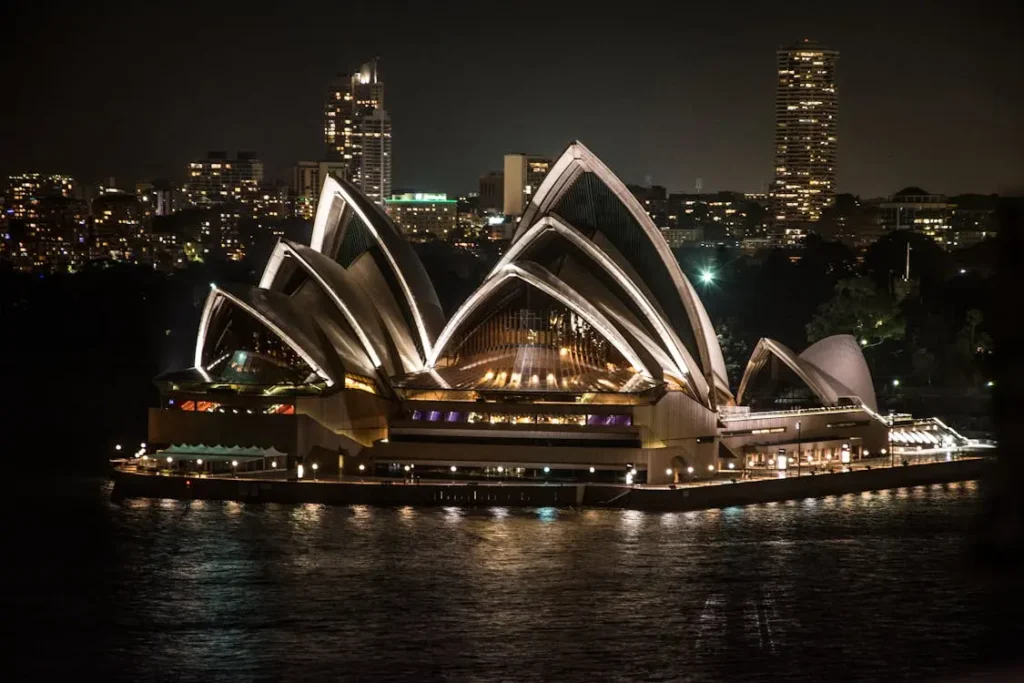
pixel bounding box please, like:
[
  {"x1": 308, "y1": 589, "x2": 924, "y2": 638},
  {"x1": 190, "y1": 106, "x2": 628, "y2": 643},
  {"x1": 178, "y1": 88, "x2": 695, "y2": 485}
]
[{"x1": 111, "y1": 458, "x2": 987, "y2": 512}]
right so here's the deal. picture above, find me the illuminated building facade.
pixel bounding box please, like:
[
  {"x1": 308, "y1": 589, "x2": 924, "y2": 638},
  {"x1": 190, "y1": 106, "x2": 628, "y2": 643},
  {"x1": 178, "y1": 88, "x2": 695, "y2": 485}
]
[
  {"x1": 91, "y1": 190, "x2": 149, "y2": 262},
  {"x1": 503, "y1": 154, "x2": 551, "y2": 216},
  {"x1": 384, "y1": 193, "x2": 457, "y2": 240},
  {"x1": 324, "y1": 59, "x2": 391, "y2": 204},
  {"x1": 770, "y1": 40, "x2": 838, "y2": 237},
  {"x1": 1, "y1": 174, "x2": 86, "y2": 270},
  {"x1": 359, "y1": 108, "x2": 392, "y2": 204},
  {"x1": 151, "y1": 142, "x2": 890, "y2": 484},
  {"x1": 877, "y1": 187, "x2": 954, "y2": 248},
  {"x1": 186, "y1": 152, "x2": 264, "y2": 207}
]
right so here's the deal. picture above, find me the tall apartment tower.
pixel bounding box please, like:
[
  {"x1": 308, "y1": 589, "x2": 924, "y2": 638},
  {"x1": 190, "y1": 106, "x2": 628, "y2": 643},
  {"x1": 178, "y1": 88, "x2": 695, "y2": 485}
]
[
  {"x1": 770, "y1": 40, "x2": 838, "y2": 234},
  {"x1": 360, "y1": 108, "x2": 392, "y2": 204},
  {"x1": 323, "y1": 59, "x2": 391, "y2": 204}
]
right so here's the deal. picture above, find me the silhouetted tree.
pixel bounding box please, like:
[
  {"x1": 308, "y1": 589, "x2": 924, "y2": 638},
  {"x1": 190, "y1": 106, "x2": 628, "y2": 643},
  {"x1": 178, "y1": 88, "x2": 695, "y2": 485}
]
[{"x1": 806, "y1": 276, "x2": 906, "y2": 349}]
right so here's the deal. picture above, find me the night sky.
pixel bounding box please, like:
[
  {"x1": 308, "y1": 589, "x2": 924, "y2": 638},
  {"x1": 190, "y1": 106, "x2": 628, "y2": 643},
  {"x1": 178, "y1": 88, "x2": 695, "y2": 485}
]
[{"x1": 3, "y1": 0, "x2": 1021, "y2": 197}]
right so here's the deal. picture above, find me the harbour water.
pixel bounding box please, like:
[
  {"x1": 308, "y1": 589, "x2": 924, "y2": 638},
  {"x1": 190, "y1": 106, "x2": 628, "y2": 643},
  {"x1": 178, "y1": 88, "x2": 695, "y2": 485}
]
[{"x1": 11, "y1": 478, "x2": 1018, "y2": 681}]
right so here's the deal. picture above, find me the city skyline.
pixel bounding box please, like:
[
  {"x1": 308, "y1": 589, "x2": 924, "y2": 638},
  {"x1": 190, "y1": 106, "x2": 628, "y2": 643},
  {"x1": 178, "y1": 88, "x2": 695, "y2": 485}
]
[{"x1": 2, "y1": 1, "x2": 1021, "y2": 197}]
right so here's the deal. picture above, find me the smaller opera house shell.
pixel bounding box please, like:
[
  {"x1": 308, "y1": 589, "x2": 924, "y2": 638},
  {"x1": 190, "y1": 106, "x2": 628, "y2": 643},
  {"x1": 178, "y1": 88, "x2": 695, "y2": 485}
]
[{"x1": 152, "y1": 142, "x2": 888, "y2": 483}]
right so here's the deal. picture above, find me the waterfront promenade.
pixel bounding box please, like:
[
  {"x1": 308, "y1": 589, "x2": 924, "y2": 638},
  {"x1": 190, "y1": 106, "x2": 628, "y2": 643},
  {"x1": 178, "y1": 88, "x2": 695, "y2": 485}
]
[{"x1": 112, "y1": 456, "x2": 988, "y2": 512}]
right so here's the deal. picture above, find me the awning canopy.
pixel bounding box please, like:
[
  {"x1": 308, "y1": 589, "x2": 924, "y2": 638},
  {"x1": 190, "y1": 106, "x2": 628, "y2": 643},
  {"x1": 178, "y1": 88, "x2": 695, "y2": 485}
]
[{"x1": 156, "y1": 444, "x2": 287, "y2": 461}]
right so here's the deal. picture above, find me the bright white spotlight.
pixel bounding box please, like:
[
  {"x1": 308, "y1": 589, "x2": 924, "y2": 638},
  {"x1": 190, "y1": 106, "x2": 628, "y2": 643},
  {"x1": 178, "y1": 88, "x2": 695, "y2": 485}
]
[{"x1": 700, "y1": 269, "x2": 715, "y2": 284}]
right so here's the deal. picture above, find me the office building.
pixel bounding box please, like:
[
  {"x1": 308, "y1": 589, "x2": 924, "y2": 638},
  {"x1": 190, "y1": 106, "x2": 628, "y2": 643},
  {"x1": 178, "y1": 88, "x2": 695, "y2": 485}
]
[
  {"x1": 479, "y1": 171, "x2": 504, "y2": 212},
  {"x1": 770, "y1": 40, "x2": 839, "y2": 235},
  {"x1": 877, "y1": 187, "x2": 954, "y2": 247},
  {"x1": 186, "y1": 152, "x2": 264, "y2": 207},
  {"x1": 384, "y1": 193, "x2": 457, "y2": 240},
  {"x1": 503, "y1": 154, "x2": 551, "y2": 216}
]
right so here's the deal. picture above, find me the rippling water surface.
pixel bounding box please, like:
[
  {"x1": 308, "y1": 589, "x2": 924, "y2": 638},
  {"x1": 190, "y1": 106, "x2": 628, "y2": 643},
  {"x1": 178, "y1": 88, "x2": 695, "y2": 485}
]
[{"x1": 11, "y1": 479, "x2": 1017, "y2": 681}]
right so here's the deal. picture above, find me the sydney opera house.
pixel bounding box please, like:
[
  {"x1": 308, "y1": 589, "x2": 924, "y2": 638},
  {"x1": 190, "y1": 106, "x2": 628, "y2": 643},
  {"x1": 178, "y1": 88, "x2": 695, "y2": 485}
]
[{"x1": 150, "y1": 142, "x2": 904, "y2": 484}]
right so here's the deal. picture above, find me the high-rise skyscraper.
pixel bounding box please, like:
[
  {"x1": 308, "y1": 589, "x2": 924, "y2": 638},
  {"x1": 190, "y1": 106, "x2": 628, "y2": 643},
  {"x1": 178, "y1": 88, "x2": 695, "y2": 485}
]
[
  {"x1": 323, "y1": 59, "x2": 391, "y2": 204},
  {"x1": 770, "y1": 40, "x2": 838, "y2": 237},
  {"x1": 360, "y1": 108, "x2": 392, "y2": 204}
]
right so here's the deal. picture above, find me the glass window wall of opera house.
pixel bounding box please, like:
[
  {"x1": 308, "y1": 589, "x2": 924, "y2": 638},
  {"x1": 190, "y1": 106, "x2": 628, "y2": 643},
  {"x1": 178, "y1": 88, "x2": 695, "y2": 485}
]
[{"x1": 147, "y1": 141, "x2": 951, "y2": 484}]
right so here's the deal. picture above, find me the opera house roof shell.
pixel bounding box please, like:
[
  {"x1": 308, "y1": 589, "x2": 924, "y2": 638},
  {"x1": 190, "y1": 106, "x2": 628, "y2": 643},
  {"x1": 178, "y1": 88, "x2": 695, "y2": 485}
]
[{"x1": 166, "y1": 141, "x2": 876, "y2": 415}]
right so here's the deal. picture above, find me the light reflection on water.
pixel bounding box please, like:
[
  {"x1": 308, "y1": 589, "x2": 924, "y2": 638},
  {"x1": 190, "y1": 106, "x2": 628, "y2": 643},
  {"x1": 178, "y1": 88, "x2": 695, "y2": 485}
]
[{"x1": 9, "y1": 479, "x2": 1016, "y2": 682}]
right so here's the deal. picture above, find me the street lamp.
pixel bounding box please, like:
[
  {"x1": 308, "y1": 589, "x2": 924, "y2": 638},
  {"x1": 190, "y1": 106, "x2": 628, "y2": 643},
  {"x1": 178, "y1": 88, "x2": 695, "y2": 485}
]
[
  {"x1": 589, "y1": 466, "x2": 596, "y2": 474},
  {"x1": 231, "y1": 460, "x2": 238, "y2": 476},
  {"x1": 888, "y1": 411, "x2": 895, "y2": 468},
  {"x1": 892, "y1": 378, "x2": 900, "y2": 388},
  {"x1": 197, "y1": 458, "x2": 203, "y2": 467},
  {"x1": 796, "y1": 421, "x2": 802, "y2": 477},
  {"x1": 311, "y1": 462, "x2": 319, "y2": 480},
  {"x1": 115, "y1": 444, "x2": 122, "y2": 452}
]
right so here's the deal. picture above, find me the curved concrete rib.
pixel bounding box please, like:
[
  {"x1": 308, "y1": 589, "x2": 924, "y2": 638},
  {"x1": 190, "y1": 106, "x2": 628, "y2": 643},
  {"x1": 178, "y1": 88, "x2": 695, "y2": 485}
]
[
  {"x1": 275, "y1": 241, "x2": 383, "y2": 369},
  {"x1": 193, "y1": 285, "x2": 335, "y2": 387},
  {"x1": 427, "y1": 261, "x2": 652, "y2": 379},
  {"x1": 512, "y1": 141, "x2": 730, "y2": 403},
  {"x1": 736, "y1": 337, "x2": 869, "y2": 409},
  {"x1": 495, "y1": 215, "x2": 703, "y2": 386},
  {"x1": 301, "y1": 174, "x2": 442, "y2": 362}
]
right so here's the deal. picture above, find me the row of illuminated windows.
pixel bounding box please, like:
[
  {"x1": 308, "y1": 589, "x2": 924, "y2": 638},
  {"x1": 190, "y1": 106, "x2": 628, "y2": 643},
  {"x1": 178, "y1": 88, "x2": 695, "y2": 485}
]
[{"x1": 409, "y1": 410, "x2": 633, "y2": 427}]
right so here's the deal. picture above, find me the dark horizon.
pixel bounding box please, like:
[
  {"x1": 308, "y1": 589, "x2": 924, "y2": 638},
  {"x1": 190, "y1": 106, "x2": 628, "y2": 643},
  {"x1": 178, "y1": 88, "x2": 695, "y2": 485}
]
[{"x1": 2, "y1": 0, "x2": 1021, "y2": 197}]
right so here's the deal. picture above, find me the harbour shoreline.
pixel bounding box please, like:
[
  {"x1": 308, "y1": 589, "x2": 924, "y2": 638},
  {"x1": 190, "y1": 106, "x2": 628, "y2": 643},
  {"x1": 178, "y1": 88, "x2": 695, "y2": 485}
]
[{"x1": 111, "y1": 457, "x2": 987, "y2": 512}]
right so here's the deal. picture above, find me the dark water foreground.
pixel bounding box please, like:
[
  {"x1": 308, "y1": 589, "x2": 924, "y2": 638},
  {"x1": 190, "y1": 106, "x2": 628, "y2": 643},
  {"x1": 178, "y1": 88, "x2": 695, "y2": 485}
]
[{"x1": 10, "y1": 477, "x2": 1021, "y2": 682}]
